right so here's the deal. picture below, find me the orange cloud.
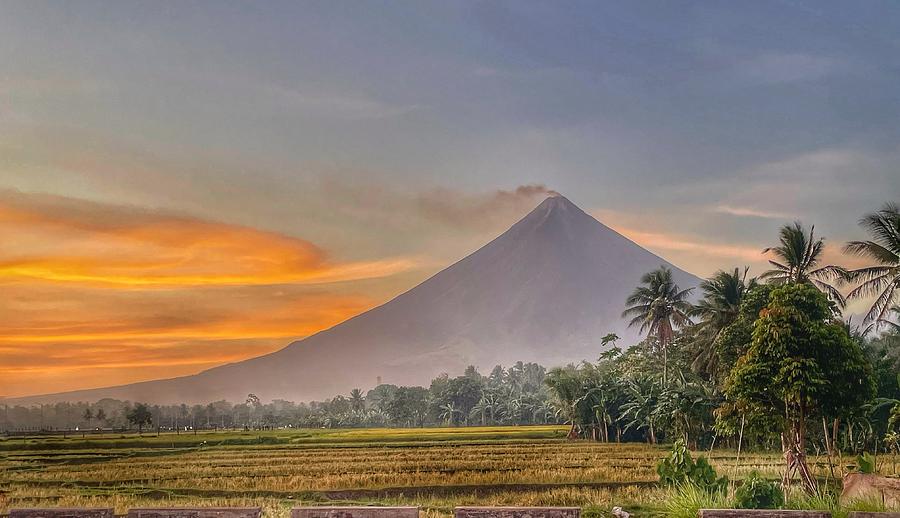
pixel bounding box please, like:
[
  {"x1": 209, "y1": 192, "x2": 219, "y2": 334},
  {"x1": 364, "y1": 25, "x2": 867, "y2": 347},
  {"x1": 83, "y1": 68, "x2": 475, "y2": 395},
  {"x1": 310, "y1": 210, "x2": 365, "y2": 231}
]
[
  {"x1": 0, "y1": 190, "x2": 416, "y2": 287},
  {"x1": 0, "y1": 191, "x2": 413, "y2": 397}
]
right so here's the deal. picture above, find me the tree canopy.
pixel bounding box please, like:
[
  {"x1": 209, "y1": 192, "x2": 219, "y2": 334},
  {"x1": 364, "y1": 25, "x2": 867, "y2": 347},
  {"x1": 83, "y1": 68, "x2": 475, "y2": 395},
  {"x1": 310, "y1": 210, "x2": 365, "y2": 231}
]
[{"x1": 725, "y1": 283, "x2": 874, "y2": 492}]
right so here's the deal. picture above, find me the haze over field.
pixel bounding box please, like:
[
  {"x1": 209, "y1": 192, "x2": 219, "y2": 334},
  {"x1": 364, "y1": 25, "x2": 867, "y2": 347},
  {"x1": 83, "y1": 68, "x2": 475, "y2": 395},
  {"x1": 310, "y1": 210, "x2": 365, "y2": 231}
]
[{"x1": 1, "y1": 2, "x2": 898, "y2": 398}]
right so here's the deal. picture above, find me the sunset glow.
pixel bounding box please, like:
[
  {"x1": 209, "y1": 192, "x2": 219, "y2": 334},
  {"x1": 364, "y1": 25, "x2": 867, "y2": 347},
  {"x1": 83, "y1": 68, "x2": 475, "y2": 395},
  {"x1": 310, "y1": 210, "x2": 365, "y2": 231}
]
[
  {"x1": 1, "y1": 2, "x2": 896, "y2": 399},
  {"x1": 0, "y1": 191, "x2": 401, "y2": 396}
]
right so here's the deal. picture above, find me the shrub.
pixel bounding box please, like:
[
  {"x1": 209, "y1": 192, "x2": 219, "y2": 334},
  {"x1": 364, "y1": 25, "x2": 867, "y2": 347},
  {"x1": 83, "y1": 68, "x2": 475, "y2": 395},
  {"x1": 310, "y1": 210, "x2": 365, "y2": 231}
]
[
  {"x1": 657, "y1": 439, "x2": 728, "y2": 491},
  {"x1": 734, "y1": 471, "x2": 784, "y2": 509},
  {"x1": 857, "y1": 452, "x2": 876, "y2": 473}
]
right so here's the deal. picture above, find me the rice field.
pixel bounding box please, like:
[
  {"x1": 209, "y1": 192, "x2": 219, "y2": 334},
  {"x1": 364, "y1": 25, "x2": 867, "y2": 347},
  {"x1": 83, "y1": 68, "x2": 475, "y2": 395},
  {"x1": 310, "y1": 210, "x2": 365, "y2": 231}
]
[{"x1": 0, "y1": 426, "x2": 877, "y2": 518}]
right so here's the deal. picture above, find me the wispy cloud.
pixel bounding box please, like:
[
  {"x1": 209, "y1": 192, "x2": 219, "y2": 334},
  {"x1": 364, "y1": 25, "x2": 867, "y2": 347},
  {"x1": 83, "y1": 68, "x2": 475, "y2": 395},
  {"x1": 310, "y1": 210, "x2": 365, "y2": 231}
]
[
  {"x1": 734, "y1": 53, "x2": 839, "y2": 85},
  {"x1": 261, "y1": 83, "x2": 419, "y2": 120},
  {"x1": 711, "y1": 204, "x2": 795, "y2": 220},
  {"x1": 613, "y1": 227, "x2": 764, "y2": 262}
]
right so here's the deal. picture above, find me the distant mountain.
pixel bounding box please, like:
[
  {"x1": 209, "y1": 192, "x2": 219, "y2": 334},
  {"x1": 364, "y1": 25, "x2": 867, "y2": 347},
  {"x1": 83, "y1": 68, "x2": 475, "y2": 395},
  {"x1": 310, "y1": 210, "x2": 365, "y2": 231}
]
[{"x1": 10, "y1": 195, "x2": 701, "y2": 405}]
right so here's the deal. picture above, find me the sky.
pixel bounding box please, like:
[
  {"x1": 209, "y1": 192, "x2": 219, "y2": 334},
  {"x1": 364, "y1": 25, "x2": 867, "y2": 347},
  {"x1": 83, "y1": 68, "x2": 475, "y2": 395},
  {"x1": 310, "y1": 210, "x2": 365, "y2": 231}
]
[{"x1": 1, "y1": 1, "x2": 899, "y2": 397}]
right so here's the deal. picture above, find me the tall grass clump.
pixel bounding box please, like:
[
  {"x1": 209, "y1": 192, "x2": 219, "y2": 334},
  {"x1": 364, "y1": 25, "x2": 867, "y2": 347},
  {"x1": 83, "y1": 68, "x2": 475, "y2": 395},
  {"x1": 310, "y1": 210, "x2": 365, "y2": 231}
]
[
  {"x1": 839, "y1": 494, "x2": 894, "y2": 518},
  {"x1": 784, "y1": 487, "x2": 840, "y2": 517},
  {"x1": 664, "y1": 483, "x2": 730, "y2": 518}
]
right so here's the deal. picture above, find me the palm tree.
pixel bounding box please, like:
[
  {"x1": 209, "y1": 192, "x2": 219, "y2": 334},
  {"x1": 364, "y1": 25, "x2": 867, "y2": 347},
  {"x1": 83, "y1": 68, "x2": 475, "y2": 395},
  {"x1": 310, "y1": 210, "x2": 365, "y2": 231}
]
[
  {"x1": 691, "y1": 267, "x2": 757, "y2": 378},
  {"x1": 655, "y1": 372, "x2": 720, "y2": 448},
  {"x1": 439, "y1": 402, "x2": 458, "y2": 426},
  {"x1": 348, "y1": 388, "x2": 366, "y2": 413},
  {"x1": 471, "y1": 392, "x2": 500, "y2": 425},
  {"x1": 544, "y1": 366, "x2": 584, "y2": 438},
  {"x1": 761, "y1": 222, "x2": 846, "y2": 307},
  {"x1": 844, "y1": 203, "x2": 900, "y2": 332},
  {"x1": 623, "y1": 267, "x2": 694, "y2": 384},
  {"x1": 620, "y1": 376, "x2": 660, "y2": 444}
]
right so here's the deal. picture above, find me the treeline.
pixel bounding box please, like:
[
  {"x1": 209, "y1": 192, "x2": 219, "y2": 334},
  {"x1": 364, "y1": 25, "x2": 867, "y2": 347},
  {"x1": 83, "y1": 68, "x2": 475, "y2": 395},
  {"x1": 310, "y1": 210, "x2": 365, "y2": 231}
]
[
  {"x1": 0, "y1": 361, "x2": 555, "y2": 432},
  {"x1": 544, "y1": 318, "x2": 900, "y2": 449},
  {"x1": 546, "y1": 202, "x2": 900, "y2": 494}
]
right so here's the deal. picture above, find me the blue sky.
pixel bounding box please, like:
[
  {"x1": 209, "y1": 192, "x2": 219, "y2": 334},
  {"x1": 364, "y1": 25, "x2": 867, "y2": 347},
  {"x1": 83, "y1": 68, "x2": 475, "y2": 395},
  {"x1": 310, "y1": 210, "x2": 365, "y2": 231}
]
[{"x1": 1, "y1": 1, "x2": 898, "y2": 394}]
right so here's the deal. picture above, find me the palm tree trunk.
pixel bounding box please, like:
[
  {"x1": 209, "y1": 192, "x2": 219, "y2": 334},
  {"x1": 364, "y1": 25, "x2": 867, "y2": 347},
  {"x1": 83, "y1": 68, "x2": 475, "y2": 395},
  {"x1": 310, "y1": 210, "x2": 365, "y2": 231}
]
[{"x1": 659, "y1": 323, "x2": 672, "y2": 385}]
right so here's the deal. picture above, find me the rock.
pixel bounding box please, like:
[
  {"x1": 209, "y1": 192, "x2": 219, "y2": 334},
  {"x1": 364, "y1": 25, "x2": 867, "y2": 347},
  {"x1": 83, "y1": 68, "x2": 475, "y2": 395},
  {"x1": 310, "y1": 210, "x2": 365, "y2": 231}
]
[{"x1": 842, "y1": 473, "x2": 900, "y2": 507}]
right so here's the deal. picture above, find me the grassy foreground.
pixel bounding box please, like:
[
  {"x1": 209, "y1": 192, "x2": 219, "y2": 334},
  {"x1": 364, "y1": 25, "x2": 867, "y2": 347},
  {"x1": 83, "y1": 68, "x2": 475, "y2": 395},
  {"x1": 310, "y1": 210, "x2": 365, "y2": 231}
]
[{"x1": 0, "y1": 426, "x2": 864, "y2": 518}]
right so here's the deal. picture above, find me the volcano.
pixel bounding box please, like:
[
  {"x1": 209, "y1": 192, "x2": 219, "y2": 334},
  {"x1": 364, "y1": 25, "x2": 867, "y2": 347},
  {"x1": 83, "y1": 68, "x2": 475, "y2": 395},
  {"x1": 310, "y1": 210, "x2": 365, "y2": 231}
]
[{"x1": 11, "y1": 195, "x2": 701, "y2": 405}]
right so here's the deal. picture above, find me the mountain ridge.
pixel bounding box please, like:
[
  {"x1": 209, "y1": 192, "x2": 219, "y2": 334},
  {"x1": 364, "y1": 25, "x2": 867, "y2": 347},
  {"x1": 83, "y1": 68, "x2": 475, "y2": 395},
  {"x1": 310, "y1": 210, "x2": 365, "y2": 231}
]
[{"x1": 7, "y1": 195, "x2": 701, "y2": 405}]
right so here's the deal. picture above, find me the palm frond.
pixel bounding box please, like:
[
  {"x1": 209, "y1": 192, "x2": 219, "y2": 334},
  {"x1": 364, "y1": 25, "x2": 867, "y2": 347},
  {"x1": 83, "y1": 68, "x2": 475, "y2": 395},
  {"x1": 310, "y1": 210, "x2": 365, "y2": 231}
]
[
  {"x1": 844, "y1": 241, "x2": 899, "y2": 263},
  {"x1": 861, "y1": 284, "x2": 897, "y2": 325},
  {"x1": 811, "y1": 278, "x2": 846, "y2": 309},
  {"x1": 846, "y1": 271, "x2": 892, "y2": 299}
]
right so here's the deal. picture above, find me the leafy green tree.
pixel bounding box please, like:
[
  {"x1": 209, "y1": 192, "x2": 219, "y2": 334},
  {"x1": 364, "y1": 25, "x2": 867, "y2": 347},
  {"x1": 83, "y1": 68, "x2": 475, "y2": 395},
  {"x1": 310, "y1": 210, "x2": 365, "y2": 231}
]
[
  {"x1": 623, "y1": 266, "x2": 695, "y2": 384},
  {"x1": 691, "y1": 267, "x2": 757, "y2": 379},
  {"x1": 448, "y1": 375, "x2": 484, "y2": 424},
  {"x1": 711, "y1": 284, "x2": 774, "y2": 382},
  {"x1": 844, "y1": 203, "x2": 900, "y2": 331},
  {"x1": 245, "y1": 393, "x2": 261, "y2": 427},
  {"x1": 600, "y1": 333, "x2": 620, "y2": 349},
  {"x1": 126, "y1": 403, "x2": 153, "y2": 433},
  {"x1": 761, "y1": 222, "x2": 846, "y2": 308},
  {"x1": 724, "y1": 283, "x2": 875, "y2": 493},
  {"x1": 384, "y1": 386, "x2": 428, "y2": 426},
  {"x1": 366, "y1": 384, "x2": 399, "y2": 414}
]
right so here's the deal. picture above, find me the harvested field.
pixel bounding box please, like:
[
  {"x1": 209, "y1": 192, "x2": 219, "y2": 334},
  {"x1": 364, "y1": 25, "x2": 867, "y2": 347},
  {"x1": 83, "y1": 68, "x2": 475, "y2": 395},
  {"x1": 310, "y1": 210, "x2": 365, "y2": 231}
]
[{"x1": 0, "y1": 427, "x2": 882, "y2": 518}]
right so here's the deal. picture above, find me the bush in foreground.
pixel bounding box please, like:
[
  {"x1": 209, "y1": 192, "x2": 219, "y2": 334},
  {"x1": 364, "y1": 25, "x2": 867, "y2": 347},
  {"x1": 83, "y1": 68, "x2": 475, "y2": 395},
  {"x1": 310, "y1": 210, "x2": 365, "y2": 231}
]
[
  {"x1": 734, "y1": 471, "x2": 783, "y2": 509},
  {"x1": 657, "y1": 439, "x2": 728, "y2": 491}
]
